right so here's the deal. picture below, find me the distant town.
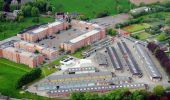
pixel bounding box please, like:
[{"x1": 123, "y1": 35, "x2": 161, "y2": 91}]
[{"x1": 0, "y1": 0, "x2": 170, "y2": 100}]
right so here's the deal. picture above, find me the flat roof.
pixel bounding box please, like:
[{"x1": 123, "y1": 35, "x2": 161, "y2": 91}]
[
  {"x1": 70, "y1": 30, "x2": 100, "y2": 43},
  {"x1": 47, "y1": 83, "x2": 147, "y2": 95},
  {"x1": 32, "y1": 21, "x2": 62, "y2": 34},
  {"x1": 134, "y1": 44, "x2": 162, "y2": 78},
  {"x1": 106, "y1": 46, "x2": 123, "y2": 70},
  {"x1": 117, "y1": 42, "x2": 142, "y2": 75},
  {"x1": 48, "y1": 71, "x2": 112, "y2": 81}
]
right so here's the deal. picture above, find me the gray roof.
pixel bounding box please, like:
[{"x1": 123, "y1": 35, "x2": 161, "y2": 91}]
[
  {"x1": 95, "y1": 52, "x2": 108, "y2": 65},
  {"x1": 37, "y1": 76, "x2": 131, "y2": 89},
  {"x1": 66, "y1": 67, "x2": 96, "y2": 73},
  {"x1": 0, "y1": 40, "x2": 18, "y2": 49},
  {"x1": 106, "y1": 47, "x2": 123, "y2": 70},
  {"x1": 47, "y1": 83, "x2": 147, "y2": 95},
  {"x1": 134, "y1": 44, "x2": 162, "y2": 78},
  {"x1": 117, "y1": 42, "x2": 142, "y2": 76},
  {"x1": 48, "y1": 71, "x2": 113, "y2": 82}
]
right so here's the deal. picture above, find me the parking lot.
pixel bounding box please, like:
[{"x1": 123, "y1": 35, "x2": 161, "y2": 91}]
[{"x1": 35, "y1": 28, "x2": 89, "y2": 50}]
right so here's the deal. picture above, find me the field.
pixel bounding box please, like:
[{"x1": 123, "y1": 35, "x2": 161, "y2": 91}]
[
  {"x1": 123, "y1": 23, "x2": 151, "y2": 33},
  {"x1": 130, "y1": 0, "x2": 166, "y2": 5},
  {"x1": 70, "y1": 46, "x2": 91, "y2": 59},
  {"x1": 0, "y1": 17, "x2": 54, "y2": 41},
  {"x1": 134, "y1": 32, "x2": 151, "y2": 40},
  {"x1": 42, "y1": 56, "x2": 67, "y2": 76},
  {"x1": 50, "y1": 0, "x2": 131, "y2": 18},
  {"x1": 0, "y1": 58, "x2": 57, "y2": 100},
  {"x1": 156, "y1": 33, "x2": 168, "y2": 41}
]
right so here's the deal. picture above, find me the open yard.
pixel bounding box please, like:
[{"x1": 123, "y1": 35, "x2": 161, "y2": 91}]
[
  {"x1": 50, "y1": 0, "x2": 131, "y2": 18},
  {"x1": 0, "y1": 58, "x2": 57, "y2": 100},
  {"x1": 0, "y1": 17, "x2": 54, "y2": 41},
  {"x1": 123, "y1": 23, "x2": 151, "y2": 33}
]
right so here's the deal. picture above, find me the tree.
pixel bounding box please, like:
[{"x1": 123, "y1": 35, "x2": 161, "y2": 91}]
[
  {"x1": 0, "y1": 12, "x2": 5, "y2": 21},
  {"x1": 16, "y1": 68, "x2": 42, "y2": 89},
  {"x1": 153, "y1": 85, "x2": 165, "y2": 96},
  {"x1": 84, "y1": 92, "x2": 99, "y2": 100},
  {"x1": 107, "y1": 28, "x2": 117, "y2": 36},
  {"x1": 165, "y1": 18, "x2": 170, "y2": 26},
  {"x1": 31, "y1": 7, "x2": 39, "y2": 17},
  {"x1": 21, "y1": 5, "x2": 32, "y2": 17},
  {"x1": 71, "y1": 92, "x2": 84, "y2": 100},
  {"x1": 131, "y1": 91, "x2": 145, "y2": 100},
  {"x1": 0, "y1": 0, "x2": 4, "y2": 11}
]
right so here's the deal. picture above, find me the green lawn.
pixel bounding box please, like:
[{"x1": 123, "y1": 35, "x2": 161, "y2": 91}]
[
  {"x1": 156, "y1": 33, "x2": 168, "y2": 41},
  {"x1": 137, "y1": 12, "x2": 170, "y2": 25},
  {"x1": 123, "y1": 23, "x2": 151, "y2": 33},
  {"x1": 0, "y1": 58, "x2": 58, "y2": 100},
  {"x1": 70, "y1": 46, "x2": 91, "y2": 59},
  {"x1": 136, "y1": 32, "x2": 151, "y2": 40},
  {"x1": 0, "y1": 17, "x2": 54, "y2": 41},
  {"x1": 42, "y1": 56, "x2": 67, "y2": 76},
  {"x1": 50, "y1": 0, "x2": 131, "y2": 18}
]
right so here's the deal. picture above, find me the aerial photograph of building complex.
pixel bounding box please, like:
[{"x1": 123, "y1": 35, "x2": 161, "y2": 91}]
[{"x1": 0, "y1": 0, "x2": 170, "y2": 100}]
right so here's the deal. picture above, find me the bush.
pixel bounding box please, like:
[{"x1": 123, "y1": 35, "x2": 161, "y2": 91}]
[
  {"x1": 153, "y1": 85, "x2": 165, "y2": 96},
  {"x1": 115, "y1": 18, "x2": 141, "y2": 29},
  {"x1": 107, "y1": 28, "x2": 117, "y2": 36},
  {"x1": 96, "y1": 10, "x2": 109, "y2": 18},
  {"x1": 16, "y1": 68, "x2": 42, "y2": 89}
]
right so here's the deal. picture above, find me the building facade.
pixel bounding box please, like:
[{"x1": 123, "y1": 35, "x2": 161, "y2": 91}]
[
  {"x1": 0, "y1": 47, "x2": 44, "y2": 68},
  {"x1": 14, "y1": 41, "x2": 58, "y2": 59},
  {"x1": 17, "y1": 21, "x2": 69, "y2": 42}
]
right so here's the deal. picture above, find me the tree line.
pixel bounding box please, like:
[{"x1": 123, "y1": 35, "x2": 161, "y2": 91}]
[{"x1": 16, "y1": 68, "x2": 42, "y2": 89}]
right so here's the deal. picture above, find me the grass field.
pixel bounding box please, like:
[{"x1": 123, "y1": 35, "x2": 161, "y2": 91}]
[
  {"x1": 50, "y1": 0, "x2": 131, "y2": 18},
  {"x1": 156, "y1": 33, "x2": 168, "y2": 41},
  {"x1": 0, "y1": 58, "x2": 58, "y2": 100},
  {"x1": 42, "y1": 56, "x2": 67, "y2": 76},
  {"x1": 135, "y1": 32, "x2": 151, "y2": 40},
  {"x1": 123, "y1": 23, "x2": 151, "y2": 33},
  {"x1": 0, "y1": 17, "x2": 54, "y2": 41},
  {"x1": 70, "y1": 46, "x2": 91, "y2": 59},
  {"x1": 136, "y1": 12, "x2": 170, "y2": 26}
]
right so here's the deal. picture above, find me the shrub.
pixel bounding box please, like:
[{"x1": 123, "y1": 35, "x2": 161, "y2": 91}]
[
  {"x1": 96, "y1": 10, "x2": 109, "y2": 18},
  {"x1": 107, "y1": 28, "x2": 117, "y2": 36},
  {"x1": 153, "y1": 85, "x2": 165, "y2": 96}
]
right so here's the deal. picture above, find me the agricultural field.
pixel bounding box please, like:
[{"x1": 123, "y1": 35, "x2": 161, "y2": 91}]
[
  {"x1": 50, "y1": 0, "x2": 131, "y2": 18},
  {"x1": 123, "y1": 23, "x2": 151, "y2": 33},
  {"x1": 0, "y1": 58, "x2": 57, "y2": 100},
  {"x1": 0, "y1": 17, "x2": 54, "y2": 41}
]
